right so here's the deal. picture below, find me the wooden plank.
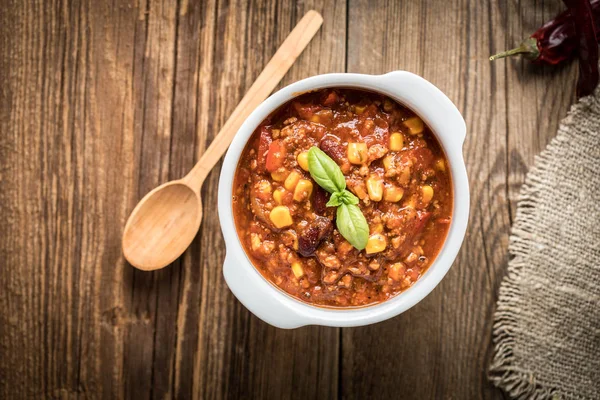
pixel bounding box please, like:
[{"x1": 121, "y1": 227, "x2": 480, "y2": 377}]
[
  {"x1": 0, "y1": 0, "x2": 141, "y2": 398},
  {"x1": 168, "y1": 1, "x2": 219, "y2": 398},
  {"x1": 120, "y1": 0, "x2": 180, "y2": 398},
  {"x1": 0, "y1": 0, "x2": 345, "y2": 398},
  {"x1": 500, "y1": 0, "x2": 578, "y2": 218},
  {"x1": 341, "y1": 0, "x2": 577, "y2": 398},
  {"x1": 0, "y1": 1, "x2": 58, "y2": 396},
  {"x1": 184, "y1": 1, "x2": 346, "y2": 399}
]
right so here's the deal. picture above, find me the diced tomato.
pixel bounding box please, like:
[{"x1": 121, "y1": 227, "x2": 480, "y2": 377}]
[
  {"x1": 397, "y1": 210, "x2": 431, "y2": 256},
  {"x1": 360, "y1": 115, "x2": 389, "y2": 147},
  {"x1": 265, "y1": 140, "x2": 286, "y2": 172},
  {"x1": 409, "y1": 147, "x2": 434, "y2": 172},
  {"x1": 361, "y1": 104, "x2": 380, "y2": 118},
  {"x1": 293, "y1": 102, "x2": 321, "y2": 120},
  {"x1": 412, "y1": 210, "x2": 431, "y2": 234},
  {"x1": 407, "y1": 268, "x2": 420, "y2": 281},
  {"x1": 256, "y1": 127, "x2": 272, "y2": 173},
  {"x1": 321, "y1": 91, "x2": 338, "y2": 107}
]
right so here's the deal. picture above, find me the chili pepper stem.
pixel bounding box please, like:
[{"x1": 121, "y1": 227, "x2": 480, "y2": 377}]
[{"x1": 489, "y1": 37, "x2": 539, "y2": 61}]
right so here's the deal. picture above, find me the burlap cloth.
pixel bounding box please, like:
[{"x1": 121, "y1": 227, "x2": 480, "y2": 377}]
[{"x1": 489, "y1": 91, "x2": 600, "y2": 399}]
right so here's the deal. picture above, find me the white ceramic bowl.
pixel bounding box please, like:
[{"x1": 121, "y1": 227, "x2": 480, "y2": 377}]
[{"x1": 218, "y1": 71, "x2": 469, "y2": 329}]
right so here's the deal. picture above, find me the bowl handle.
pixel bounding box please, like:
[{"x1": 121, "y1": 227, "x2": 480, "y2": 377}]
[
  {"x1": 380, "y1": 71, "x2": 467, "y2": 147},
  {"x1": 222, "y1": 253, "x2": 312, "y2": 329}
]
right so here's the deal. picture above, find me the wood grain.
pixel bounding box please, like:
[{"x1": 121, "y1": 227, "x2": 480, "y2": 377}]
[
  {"x1": 0, "y1": 0, "x2": 579, "y2": 399},
  {"x1": 120, "y1": 10, "x2": 323, "y2": 271},
  {"x1": 341, "y1": 0, "x2": 578, "y2": 399},
  {"x1": 188, "y1": 2, "x2": 345, "y2": 399}
]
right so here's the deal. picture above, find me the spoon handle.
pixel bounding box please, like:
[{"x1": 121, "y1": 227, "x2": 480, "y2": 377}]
[{"x1": 184, "y1": 10, "x2": 324, "y2": 191}]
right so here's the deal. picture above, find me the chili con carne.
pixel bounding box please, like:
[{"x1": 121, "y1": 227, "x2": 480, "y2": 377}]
[{"x1": 232, "y1": 89, "x2": 453, "y2": 307}]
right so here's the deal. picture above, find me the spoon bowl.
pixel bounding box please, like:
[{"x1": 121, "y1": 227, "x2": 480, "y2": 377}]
[
  {"x1": 122, "y1": 181, "x2": 202, "y2": 270},
  {"x1": 121, "y1": 10, "x2": 323, "y2": 271}
]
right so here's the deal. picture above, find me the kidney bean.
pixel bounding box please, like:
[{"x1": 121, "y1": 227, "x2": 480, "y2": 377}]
[
  {"x1": 319, "y1": 135, "x2": 346, "y2": 164},
  {"x1": 298, "y1": 217, "x2": 333, "y2": 257},
  {"x1": 312, "y1": 186, "x2": 330, "y2": 215}
]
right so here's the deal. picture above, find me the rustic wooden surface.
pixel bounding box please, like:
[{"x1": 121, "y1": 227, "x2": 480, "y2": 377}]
[{"x1": 0, "y1": 0, "x2": 578, "y2": 399}]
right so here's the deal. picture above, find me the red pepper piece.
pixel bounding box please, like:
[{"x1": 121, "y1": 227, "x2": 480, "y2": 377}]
[
  {"x1": 563, "y1": 0, "x2": 599, "y2": 97},
  {"x1": 256, "y1": 127, "x2": 272, "y2": 173},
  {"x1": 321, "y1": 90, "x2": 339, "y2": 107},
  {"x1": 490, "y1": 0, "x2": 600, "y2": 65},
  {"x1": 413, "y1": 210, "x2": 431, "y2": 234},
  {"x1": 398, "y1": 210, "x2": 431, "y2": 257},
  {"x1": 292, "y1": 101, "x2": 321, "y2": 120},
  {"x1": 265, "y1": 140, "x2": 286, "y2": 172},
  {"x1": 407, "y1": 147, "x2": 434, "y2": 173}
]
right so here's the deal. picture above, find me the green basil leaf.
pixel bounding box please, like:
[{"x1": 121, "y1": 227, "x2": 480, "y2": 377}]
[
  {"x1": 336, "y1": 203, "x2": 369, "y2": 250},
  {"x1": 307, "y1": 147, "x2": 346, "y2": 194},
  {"x1": 326, "y1": 192, "x2": 343, "y2": 207},
  {"x1": 339, "y1": 190, "x2": 359, "y2": 205}
]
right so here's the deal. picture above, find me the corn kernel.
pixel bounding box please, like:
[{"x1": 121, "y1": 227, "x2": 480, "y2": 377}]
[
  {"x1": 389, "y1": 132, "x2": 404, "y2": 151},
  {"x1": 297, "y1": 151, "x2": 309, "y2": 171},
  {"x1": 284, "y1": 171, "x2": 301, "y2": 191},
  {"x1": 403, "y1": 117, "x2": 424, "y2": 135},
  {"x1": 354, "y1": 104, "x2": 367, "y2": 114},
  {"x1": 384, "y1": 185, "x2": 404, "y2": 202},
  {"x1": 293, "y1": 179, "x2": 313, "y2": 202},
  {"x1": 383, "y1": 155, "x2": 395, "y2": 171},
  {"x1": 366, "y1": 176, "x2": 383, "y2": 202},
  {"x1": 269, "y1": 205, "x2": 293, "y2": 228},
  {"x1": 435, "y1": 158, "x2": 446, "y2": 172},
  {"x1": 291, "y1": 262, "x2": 304, "y2": 278},
  {"x1": 273, "y1": 187, "x2": 285, "y2": 204},
  {"x1": 348, "y1": 142, "x2": 368, "y2": 164},
  {"x1": 421, "y1": 185, "x2": 434, "y2": 204},
  {"x1": 365, "y1": 233, "x2": 387, "y2": 254},
  {"x1": 271, "y1": 169, "x2": 288, "y2": 182},
  {"x1": 371, "y1": 223, "x2": 384, "y2": 234},
  {"x1": 258, "y1": 180, "x2": 272, "y2": 192}
]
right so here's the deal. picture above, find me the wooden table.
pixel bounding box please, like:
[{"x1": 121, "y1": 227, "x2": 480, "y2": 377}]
[{"x1": 0, "y1": 1, "x2": 578, "y2": 398}]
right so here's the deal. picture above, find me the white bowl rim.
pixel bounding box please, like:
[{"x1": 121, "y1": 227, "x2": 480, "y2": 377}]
[{"x1": 218, "y1": 71, "x2": 469, "y2": 328}]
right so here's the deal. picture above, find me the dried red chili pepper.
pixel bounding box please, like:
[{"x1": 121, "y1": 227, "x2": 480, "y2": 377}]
[
  {"x1": 489, "y1": 0, "x2": 600, "y2": 65},
  {"x1": 563, "y1": 0, "x2": 599, "y2": 97}
]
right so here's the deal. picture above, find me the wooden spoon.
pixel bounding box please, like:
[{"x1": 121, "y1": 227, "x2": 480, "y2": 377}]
[{"x1": 122, "y1": 10, "x2": 323, "y2": 271}]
